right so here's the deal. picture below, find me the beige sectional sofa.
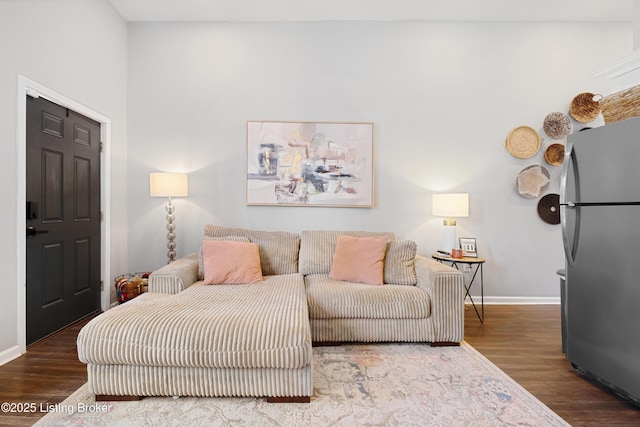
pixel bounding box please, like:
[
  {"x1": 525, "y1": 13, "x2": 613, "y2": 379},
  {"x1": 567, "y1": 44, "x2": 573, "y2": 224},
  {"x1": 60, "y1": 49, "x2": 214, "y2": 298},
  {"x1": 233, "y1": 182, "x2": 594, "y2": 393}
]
[{"x1": 77, "y1": 225, "x2": 464, "y2": 402}]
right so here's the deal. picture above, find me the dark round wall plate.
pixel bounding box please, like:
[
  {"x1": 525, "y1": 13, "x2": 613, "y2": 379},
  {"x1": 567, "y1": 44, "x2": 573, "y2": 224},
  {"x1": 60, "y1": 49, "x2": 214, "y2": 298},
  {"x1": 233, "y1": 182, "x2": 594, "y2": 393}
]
[{"x1": 537, "y1": 193, "x2": 560, "y2": 225}]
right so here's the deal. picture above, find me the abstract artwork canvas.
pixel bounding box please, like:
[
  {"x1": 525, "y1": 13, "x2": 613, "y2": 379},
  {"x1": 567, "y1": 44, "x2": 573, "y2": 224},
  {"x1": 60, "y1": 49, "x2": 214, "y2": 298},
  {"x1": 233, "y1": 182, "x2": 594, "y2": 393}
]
[{"x1": 246, "y1": 121, "x2": 374, "y2": 207}]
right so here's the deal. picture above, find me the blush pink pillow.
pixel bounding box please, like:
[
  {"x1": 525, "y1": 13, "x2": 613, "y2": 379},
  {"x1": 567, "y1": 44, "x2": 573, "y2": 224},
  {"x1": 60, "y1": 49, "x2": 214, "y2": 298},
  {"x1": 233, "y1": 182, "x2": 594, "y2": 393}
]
[
  {"x1": 202, "y1": 240, "x2": 263, "y2": 285},
  {"x1": 329, "y1": 235, "x2": 388, "y2": 285}
]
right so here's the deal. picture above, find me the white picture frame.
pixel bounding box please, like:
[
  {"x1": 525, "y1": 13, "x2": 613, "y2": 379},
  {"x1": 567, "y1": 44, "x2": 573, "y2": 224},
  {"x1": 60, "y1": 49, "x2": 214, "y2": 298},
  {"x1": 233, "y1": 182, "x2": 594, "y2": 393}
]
[{"x1": 459, "y1": 237, "x2": 478, "y2": 258}]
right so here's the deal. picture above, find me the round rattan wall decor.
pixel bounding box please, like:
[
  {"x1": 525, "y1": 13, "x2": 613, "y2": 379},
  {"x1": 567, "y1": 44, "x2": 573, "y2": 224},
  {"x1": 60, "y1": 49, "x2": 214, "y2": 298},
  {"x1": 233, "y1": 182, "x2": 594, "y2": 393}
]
[
  {"x1": 569, "y1": 92, "x2": 603, "y2": 123},
  {"x1": 543, "y1": 112, "x2": 571, "y2": 139},
  {"x1": 544, "y1": 143, "x2": 564, "y2": 166},
  {"x1": 537, "y1": 193, "x2": 560, "y2": 225},
  {"x1": 516, "y1": 165, "x2": 551, "y2": 199},
  {"x1": 505, "y1": 126, "x2": 541, "y2": 159}
]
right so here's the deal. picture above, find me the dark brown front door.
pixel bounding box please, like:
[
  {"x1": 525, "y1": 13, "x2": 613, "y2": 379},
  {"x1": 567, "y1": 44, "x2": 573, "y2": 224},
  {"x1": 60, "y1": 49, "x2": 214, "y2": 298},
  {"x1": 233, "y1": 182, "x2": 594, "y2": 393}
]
[{"x1": 26, "y1": 95, "x2": 101, "y2": 345}]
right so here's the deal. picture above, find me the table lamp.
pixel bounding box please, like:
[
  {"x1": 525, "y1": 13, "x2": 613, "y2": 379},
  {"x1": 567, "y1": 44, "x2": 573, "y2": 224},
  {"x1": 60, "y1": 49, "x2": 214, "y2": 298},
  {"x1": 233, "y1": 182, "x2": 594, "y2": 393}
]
[
  {"x1": 432, "y1": 193, "x2": 469, "y2": 252},
  {"x1": 150, "y1": 172, "x2": 189, "y2": 263}
]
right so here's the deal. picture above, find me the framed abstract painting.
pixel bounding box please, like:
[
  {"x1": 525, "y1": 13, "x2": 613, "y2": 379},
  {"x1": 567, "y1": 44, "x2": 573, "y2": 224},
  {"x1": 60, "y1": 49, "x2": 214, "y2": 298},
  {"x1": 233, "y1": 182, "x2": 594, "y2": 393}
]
[{"x1": 246, "y1": 121, "x2": 374, "y2": 207}]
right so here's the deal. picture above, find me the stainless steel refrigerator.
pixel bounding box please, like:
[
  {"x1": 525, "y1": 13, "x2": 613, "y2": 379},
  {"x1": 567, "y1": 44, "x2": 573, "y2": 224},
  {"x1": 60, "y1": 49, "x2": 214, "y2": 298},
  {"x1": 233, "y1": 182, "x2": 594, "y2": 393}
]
[{"x1": 560, "y1": 116, "x2": 640, "y2": 405}]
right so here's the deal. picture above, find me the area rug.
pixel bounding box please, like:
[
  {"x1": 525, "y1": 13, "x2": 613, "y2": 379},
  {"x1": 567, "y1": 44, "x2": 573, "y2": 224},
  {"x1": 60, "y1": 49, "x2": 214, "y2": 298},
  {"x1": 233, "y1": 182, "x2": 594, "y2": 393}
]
[{"x1": 34, "y1": 342, "x2": 568, "y2": 426}]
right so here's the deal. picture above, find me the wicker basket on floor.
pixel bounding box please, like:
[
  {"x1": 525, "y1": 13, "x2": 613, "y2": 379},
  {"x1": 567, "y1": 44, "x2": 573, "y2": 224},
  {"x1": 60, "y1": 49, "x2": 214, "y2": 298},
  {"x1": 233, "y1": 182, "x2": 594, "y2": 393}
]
[{"x1": 115, "y1": 272, "x2": 150, "y2": 303}]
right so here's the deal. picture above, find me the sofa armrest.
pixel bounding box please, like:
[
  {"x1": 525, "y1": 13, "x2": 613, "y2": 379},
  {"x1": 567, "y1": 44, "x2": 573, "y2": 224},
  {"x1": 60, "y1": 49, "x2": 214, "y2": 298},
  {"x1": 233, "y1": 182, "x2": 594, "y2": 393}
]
[
  {"x1": 415, "y1": 255, "x2": 465, "y2": 343},
  {"x1": 148, "y1": 253, "x2": 199, "y2": 294}
]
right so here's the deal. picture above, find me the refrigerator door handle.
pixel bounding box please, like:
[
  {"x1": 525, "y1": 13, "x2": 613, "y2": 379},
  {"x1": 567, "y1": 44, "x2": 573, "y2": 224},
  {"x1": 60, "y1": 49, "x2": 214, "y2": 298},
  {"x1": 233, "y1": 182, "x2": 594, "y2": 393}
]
[
  {"x1": 560, "y1": 142, "x2": 572, "y2": 206},
  {"x1": 561, "y1": 205, "x2": 576, "y2": 266},
  {"x1": 561, "y1": 143, "x2": 578, "y2": 267}
]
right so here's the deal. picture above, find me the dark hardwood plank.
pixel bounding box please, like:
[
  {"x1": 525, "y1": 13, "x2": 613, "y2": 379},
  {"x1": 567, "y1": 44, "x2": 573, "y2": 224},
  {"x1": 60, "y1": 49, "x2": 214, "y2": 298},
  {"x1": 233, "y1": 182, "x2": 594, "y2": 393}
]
[
  {"x1": 0, "y1": 316, "x2": 92, "y2": 427},
  {"x1": 1, "y1": 306, "x2": 639, "y2": 426}
]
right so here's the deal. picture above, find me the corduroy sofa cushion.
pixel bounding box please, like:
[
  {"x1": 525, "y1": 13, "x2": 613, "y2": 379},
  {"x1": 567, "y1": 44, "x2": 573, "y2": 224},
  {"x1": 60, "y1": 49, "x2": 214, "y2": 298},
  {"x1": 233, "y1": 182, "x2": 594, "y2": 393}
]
[
  {"x1": 384, "y1": 240, "x2": 418, "y2": 285},
  {"x1": 305, "y1": 274, "x2": 430, "y2": 320},
  {"x1": 203, "y1": 225, "x2": 300, "y2": 276},
  {"x1": 78, "y1": 274, "x2": 311, "y2": 370}
]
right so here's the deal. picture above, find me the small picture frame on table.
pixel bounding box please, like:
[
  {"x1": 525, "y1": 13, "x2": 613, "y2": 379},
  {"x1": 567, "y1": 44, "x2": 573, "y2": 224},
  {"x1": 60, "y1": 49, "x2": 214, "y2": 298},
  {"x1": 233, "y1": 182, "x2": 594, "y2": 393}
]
[{"x1": 459, "y1": 237, "x2": 478, "y2": 258}]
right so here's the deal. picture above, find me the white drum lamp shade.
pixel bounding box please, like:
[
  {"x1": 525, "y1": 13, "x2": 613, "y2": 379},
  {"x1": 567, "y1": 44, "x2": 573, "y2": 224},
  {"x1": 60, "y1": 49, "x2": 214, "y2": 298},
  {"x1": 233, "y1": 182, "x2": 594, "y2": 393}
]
[
  {"x1": 432, "y1": 193, "x2": 469, "y2": 251},
  {"x1": 149, "y1": 172, "x2": 189, "y2": 198},
  {"x1": 150, "y1": 172, "x2": 189, "y2": 263}
]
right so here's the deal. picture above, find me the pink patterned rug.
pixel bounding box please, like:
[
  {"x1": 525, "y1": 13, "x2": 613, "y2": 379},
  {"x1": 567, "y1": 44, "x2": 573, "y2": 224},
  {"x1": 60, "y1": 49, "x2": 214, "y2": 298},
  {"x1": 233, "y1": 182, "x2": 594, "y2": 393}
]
[{"x1": 35, "y1": 342, "x2": 568, "y2": 426}]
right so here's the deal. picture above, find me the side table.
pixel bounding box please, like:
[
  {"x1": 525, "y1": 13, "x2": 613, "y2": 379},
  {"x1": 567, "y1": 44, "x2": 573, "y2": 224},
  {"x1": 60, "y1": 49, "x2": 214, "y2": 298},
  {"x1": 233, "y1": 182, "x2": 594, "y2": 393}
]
[{"x1": 432, "y1": 253, "x2": 485, "y2": 322}]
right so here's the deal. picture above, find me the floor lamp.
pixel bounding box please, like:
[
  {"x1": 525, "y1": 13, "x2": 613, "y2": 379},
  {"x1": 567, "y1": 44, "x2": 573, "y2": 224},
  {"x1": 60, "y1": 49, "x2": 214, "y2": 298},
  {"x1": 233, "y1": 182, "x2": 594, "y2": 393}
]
[
  {"x1": 150, "y1": 172, "x2": 189, "y2": 263},
  {"x1": 432, "y1": 193, "x2": 469, "y2": 252}
]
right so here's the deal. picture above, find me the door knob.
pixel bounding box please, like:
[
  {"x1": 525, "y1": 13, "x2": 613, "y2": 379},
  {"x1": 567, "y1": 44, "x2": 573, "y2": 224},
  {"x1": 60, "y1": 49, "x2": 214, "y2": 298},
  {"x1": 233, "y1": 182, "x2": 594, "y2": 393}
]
[{"x1": 26, "y1": 227, "x2": 49, "y2": 238}]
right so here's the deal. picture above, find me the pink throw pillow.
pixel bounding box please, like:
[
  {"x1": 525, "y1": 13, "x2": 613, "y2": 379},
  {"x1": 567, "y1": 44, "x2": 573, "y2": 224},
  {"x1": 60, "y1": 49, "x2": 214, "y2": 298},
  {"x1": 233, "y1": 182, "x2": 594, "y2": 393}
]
[
  {"x1": 202, "y1": 240, "x2": 263, "y2": 284},
  {"x1": 329, "y1": 235, "x2": 388, "y2": 285}
]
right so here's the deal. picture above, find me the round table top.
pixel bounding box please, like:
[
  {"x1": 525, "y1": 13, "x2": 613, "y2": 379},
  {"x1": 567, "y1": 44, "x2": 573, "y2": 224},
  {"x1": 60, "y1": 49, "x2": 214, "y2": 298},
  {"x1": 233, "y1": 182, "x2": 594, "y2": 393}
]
[{"x1": 432, "y1": 253, "x2": 486, "y2": 264}]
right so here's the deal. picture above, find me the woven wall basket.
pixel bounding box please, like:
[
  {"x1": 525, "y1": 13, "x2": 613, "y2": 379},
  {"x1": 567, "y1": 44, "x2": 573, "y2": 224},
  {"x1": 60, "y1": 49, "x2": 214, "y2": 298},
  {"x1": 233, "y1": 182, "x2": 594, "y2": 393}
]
[
  {"x1": 544, "y1": 143, "x2": 564, "y2": 166},
  {"x1": 505, "y1": 126, "x2": 541, "y2": 159},
  {"x1": 516, "y1": 165, "x2": 550, "y2": 199},
  {"x1": 569, "y1": 92, "x2": 602, "y2": 123},
  {"x1": 600, "y1": 84, "x2": 640, "y2": 124},
  {"x1": 543, "y1": 112, "x2": 571, "y2": 139}
]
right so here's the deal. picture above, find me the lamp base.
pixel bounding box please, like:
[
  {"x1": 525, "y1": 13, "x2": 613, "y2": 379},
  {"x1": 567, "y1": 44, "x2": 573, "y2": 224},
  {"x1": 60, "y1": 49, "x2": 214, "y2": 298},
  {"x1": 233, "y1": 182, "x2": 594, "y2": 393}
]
[
  {"x1": 166, "y1": 199, "x2": 176, "y2": 263},
  {"x1": 442, "y1": 225, "x2": 456, "y2": 252}
]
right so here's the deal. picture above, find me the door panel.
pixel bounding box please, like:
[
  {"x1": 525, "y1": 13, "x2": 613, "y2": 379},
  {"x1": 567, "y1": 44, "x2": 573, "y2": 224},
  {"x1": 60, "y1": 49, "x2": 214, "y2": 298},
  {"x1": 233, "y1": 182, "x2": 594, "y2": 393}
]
[
  {"x1": 42, "y1": 242, "x2": 64, "y2": 307},
  {"x1": 566, "y1": 204, "x2": 640, "y2": 399},
  {"x1": 74, "y1": 156, "x2": 92, "y2": 220},
  {"x1": 42, "y1": 149, "x2": 64, "y2": 222},
  {"x1": 74, "y1": 238, "x2": 92, "y2": 293},
  {"x1": 26, "y1": 96, "x2": 101, "y2": 345},
  {"x1": 41, "y1": 112, "x2": 64, "y2": 138},
  {"x1": 567, "y1": 117, "x2": 640, "y2": 203}
]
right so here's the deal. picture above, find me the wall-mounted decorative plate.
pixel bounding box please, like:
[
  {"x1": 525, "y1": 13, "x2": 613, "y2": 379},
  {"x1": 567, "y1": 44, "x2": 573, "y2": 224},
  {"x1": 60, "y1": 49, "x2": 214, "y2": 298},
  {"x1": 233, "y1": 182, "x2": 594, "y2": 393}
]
[
  {"x1": 544, "y1": 143, "x2": 564, "y2": 166},
  {"x1": 538, "y1": 193, "x2": 560, "y2": 225},
  {"x1": 543, "y1": 112, "x2": 571, "y2": 139},
  {"x1": 516, "y1": 165, "x2": 550, "y2": 198},
  {"x1": 569, "y1": 92, "x2": 602, "y2": 123},
  {"x1": 505, "y1": 126, "x2": 541, "y2": 159}
]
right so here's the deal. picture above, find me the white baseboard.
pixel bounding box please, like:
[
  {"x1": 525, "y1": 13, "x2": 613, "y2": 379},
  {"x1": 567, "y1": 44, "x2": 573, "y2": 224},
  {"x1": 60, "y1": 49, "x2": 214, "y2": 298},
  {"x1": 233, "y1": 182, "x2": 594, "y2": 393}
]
[
  {"x1": 0, "y1": 345, "x2": 23, "y2": 367},
  {"x1": 468, "y1": 296, "x2": 560, "y2": 305}
]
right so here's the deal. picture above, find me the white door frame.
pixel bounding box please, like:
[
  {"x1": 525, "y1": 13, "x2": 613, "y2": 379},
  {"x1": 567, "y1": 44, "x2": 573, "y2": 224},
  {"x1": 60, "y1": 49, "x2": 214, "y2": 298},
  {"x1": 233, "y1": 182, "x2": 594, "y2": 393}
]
[{"x1": 16, "y1": 75, "x2": 112, "y2": 354}]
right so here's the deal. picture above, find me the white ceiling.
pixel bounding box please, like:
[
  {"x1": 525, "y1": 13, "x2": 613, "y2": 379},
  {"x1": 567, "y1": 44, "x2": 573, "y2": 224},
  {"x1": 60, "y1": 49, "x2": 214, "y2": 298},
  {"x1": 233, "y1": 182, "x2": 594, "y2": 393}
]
[{"x1": 107, "y1": 0, "x2": 633, "y2": 23}]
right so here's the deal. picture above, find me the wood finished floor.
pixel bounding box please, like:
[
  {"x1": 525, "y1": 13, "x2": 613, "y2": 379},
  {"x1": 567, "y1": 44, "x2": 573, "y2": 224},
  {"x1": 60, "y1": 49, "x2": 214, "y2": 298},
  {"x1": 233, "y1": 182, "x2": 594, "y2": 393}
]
[
  {"x1": 464, "y1": 305, "x2": 640, "y2": 426},
  {"x1": 0, "y1": 305, "x2": 639, "y2": 426}
]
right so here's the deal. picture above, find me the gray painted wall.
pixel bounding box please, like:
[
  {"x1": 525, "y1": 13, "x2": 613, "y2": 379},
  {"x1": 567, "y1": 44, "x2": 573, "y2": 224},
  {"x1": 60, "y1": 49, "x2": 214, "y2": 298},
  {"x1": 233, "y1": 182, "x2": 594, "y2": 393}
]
[
  {"x1": 126, "y1": 21, "x2": 631, "y2": 299},
  {"x1": 0, "y1": 1, "x2": 634, "y2": 362},
  {"x1": 0, "y1": 0, "x2": 128, "y2": 360}
]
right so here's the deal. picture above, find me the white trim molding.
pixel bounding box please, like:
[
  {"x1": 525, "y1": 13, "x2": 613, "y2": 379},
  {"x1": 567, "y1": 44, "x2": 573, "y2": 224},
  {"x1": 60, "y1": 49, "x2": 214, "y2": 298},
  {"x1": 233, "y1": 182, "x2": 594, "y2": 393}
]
[
  {"x1": 593, "y1": 49, "x2": 640, "y2": 92},
  {"x1": 15, "y1": 76, "x2": 112, "y2": 357},
  {"x1": 0, "y1": 345, "x2": 22, "y2": 367},
  {"x1": 474, "y1": 296, "x2": 560, "y2": 305}
]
